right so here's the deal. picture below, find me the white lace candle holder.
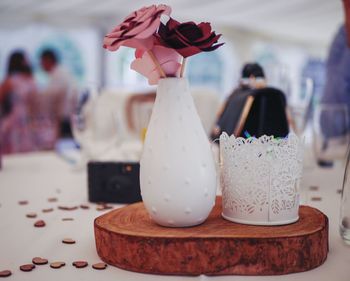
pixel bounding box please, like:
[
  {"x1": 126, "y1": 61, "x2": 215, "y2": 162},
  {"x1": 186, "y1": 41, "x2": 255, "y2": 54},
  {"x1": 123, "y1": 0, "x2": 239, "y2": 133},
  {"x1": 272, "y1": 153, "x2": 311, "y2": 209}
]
[{"x1": 219, "y1": 132, "x2": 303, "y2": 226}]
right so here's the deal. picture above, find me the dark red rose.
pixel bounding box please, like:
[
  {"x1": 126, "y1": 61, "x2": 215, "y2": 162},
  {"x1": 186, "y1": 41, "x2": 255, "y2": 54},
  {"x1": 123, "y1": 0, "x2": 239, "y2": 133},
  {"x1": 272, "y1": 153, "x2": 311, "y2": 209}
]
[{"x1": 158, "y1": 18, "x2": 224, "y2": 57}]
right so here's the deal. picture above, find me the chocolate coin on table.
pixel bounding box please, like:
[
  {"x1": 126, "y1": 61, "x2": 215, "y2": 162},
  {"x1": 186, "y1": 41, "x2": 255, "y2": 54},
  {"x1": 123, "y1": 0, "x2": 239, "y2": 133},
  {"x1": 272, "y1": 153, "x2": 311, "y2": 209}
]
[
  {"x1": 50, "y1": 262, "x2": 65, "y2": 269},
  {"x1": 42, "y1": 208, "x2": 54, "y2": 213},
  {"x1": 18, "y1": 200, "x2": 28, "y2": 205},
  {"x1": 62, "y1": 238, "x2": 76, "y2": 244},
  {"x1": 62, "y1": 218, "x2": 74, "y2": 221},
  {"x1": 80, "y1": 204, "x2": 90, "y2": 209},
  {"x1": 311, "y1": 196, "x2": 322, "y2": 201},
  {"x1": 19, "y1": 264, "x2": 35, "y2": 272},
  {"x1": 72, "y1": 261, "x2": 88, "y2": 268},
  {"x1": 0, "y1": 270, "x2": 12, "y2": 277},
  {"x1": 58, "y1": 206, "x2": 78, "y2": 211},
  {"x1": 26, "y1": 212, "x2": 37, "y2": 218},
  {"x1": 48, "y1": 197, "x2": 58, "y2": 202},
  {"x1": 92, "y1": 262, "x2": 107, "y2": 270},
  {"x1": 96, "y1": 204, "x2": 113, "y2": 211},
  {"x1": 34, "y1": 220, "x2": 46, "y2": 227},
  {"x1": 32, "y1": 257, "x2": 48, "y2": 265}
]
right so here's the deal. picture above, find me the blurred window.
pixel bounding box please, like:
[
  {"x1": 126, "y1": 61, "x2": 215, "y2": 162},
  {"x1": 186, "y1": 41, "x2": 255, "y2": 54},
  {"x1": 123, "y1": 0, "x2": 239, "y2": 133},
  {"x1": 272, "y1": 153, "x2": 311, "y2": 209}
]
[{"x1": 187, "y1": 52, "x2": 223, "y2": 93}]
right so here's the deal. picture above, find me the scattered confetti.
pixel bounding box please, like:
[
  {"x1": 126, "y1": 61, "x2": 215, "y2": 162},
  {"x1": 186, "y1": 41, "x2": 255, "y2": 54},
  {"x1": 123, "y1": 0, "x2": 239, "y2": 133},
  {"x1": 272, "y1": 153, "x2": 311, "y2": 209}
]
[
  {"x1": 50, "y1": 262, "x2": 65, "y2": 269},
  {"x1": 34, "y1": 220, "x2": 46, "y2": 227},
  {"x1": 80, "y1": 204, "x2": 90, "y2": 210},
  {"x1": 92, "y1": 262, "x2": 107, "y2": 270},
  {"x1": 96, "y1": 204, "x2": 113, "y2": 211},
  {"x1": 18, "y1": 200, "x2": 28, "y2": 205},
  {"x1": 19, "y1": 264, "x2": 35, "y2": 272},
  {"x1": 32, "y1": 257, "x2": 48, "y2": 265},
  {"x1": 309, "y1": 186, "x2": 319, "y2": 191},
  {"x1": 62, "y1": 238, "x2": 76, "y2": 244},
  {"x1": 62, "y1": 218, "x2": 74, "y2": 221},
  {"x1": 26, "y1": 212, "x2": 37, "y2": 218},
  {"x1": 58, "y1": 206, "x2": 78, "y2": 211},
  {"x1": 72, "y1": 261, "x2": 88, "y2": 268},
  {"x1": 0, "y1": 270, "x2": 12, "y2": 277}
]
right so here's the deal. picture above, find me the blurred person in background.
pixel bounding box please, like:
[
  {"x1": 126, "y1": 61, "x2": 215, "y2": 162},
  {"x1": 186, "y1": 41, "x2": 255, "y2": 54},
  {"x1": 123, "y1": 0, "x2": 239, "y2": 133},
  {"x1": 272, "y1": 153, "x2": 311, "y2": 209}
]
[
  {"x1": 211, "y1": 63, "x2": 267, "y2": 139},
  {"x1": 321, "y1": 30, "x2": 350, "y2": 115},
  {"x1": 316, "y1": 0, "x2": 350, "y2": 167},
  {"x1": 0, "y1": 50, "x2": 37, "y2": 154},
  {"x1": 40, "y1": 48, "x2": 76, "y2": 139},
  {"x1": 211, "y1": 62, "x2": 290, "y2": 140}
]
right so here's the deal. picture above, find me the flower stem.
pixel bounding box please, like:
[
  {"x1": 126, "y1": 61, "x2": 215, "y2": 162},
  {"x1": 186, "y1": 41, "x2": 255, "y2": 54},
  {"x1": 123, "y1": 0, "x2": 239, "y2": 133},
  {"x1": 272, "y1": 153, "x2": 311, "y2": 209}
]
[
  {"x1": 147, "y1": 50, "x2": 166, "y2": 78},
  {"x1": 180, "y1": 57, "x2": 186, "y2": 78}
]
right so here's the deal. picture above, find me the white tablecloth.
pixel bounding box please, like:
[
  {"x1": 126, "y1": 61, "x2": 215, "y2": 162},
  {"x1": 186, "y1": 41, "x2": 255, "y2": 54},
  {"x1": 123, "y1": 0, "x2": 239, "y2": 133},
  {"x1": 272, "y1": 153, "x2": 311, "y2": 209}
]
[{"x1": 0, "y1": 152, "x2": 349, "y2": 281}]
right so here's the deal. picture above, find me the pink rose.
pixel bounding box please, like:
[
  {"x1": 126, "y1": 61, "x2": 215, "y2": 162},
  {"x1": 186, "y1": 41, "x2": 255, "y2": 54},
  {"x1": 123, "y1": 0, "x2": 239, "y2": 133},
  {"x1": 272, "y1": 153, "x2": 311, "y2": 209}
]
[
  {"x1": 131, "y1": 45, "x2": 182, "y2": 85},
  {"x1": 103, "y1": 5, "x2": 171, "y2": 51}
]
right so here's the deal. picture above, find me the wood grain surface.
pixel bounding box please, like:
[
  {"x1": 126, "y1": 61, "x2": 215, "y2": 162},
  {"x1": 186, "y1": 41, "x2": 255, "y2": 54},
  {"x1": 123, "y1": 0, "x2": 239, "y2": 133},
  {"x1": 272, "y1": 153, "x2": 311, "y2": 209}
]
[{"x1": 94, "y1": 197, "x2": 328, "y2": 276}]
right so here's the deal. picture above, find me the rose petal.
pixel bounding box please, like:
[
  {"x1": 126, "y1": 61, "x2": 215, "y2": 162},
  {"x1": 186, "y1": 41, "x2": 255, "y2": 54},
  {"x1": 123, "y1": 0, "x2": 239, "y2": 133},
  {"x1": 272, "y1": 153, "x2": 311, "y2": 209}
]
[
  {"x1": 152, "y1": 45, "x2": 182, "y2": 65},
  {"x1": 161, "y1": 33, "x2": 189, "y2": 48},
  {"x1": 177, "y1": 22, "x2": 203, "y2": 41},
  {"x1": 175, "y1": 46, "x2": 202, "y2": 57},
  {"x1": 156, "y1": 4, "x2": 172, "y2": 16},
  {"x1": 123, "y1": 38, "x2": 154, "y2": 50},
  {"x1": 192, "y1": 23, "x2": 214, "y2": 43},
  {"x1": 147, "y1": 61, "x2": 181, "y2": 85},
  {"x1": 160, "y1": 60, "x2": 181, "y2": 76},
  {"x1": 131, "y1": 56, "x2": 155, "y2": 77},
  {"x1": 136, "y1": 5, "x2": 157, "y2": 23},
  {"x1": 131, "y1": 57, "x2": 159, "y2": 85},
  {"x1": 135, "y1": 49, "x2": 145, "y2": 59},
  {"x1": 125, "y1": 17, "x2": 156, "y2": 38},
  {"x1": 103, "y1": 37, "x2": 123, "y2": 51},
  {"x1": 147, "y1": 71, "x2": 160, "y2": 85},
  {"x1": 124, "y1": 5, "x2": 156, "y2": 23},
  {"x1": 131, "y1": 46, "x2": 181, "y2": 85},
  {"x1": 197, "y1": 22, "x2": 212, "y2": 36},
  {"x1": 201, "y1": 42, "x2": 225, "y2": 52},
  {"x1": 135, "y1": 18, "x2": 162, "y2": 39},
  {"x1": 194, "y1": 34, "x2": 221, "y2": 48},
  {"x1": 106, "y1": 31, "x2": 124, "y2": 39},
  {"x1": 167, "y1": 18, "x2": 181, "y2": 30}
]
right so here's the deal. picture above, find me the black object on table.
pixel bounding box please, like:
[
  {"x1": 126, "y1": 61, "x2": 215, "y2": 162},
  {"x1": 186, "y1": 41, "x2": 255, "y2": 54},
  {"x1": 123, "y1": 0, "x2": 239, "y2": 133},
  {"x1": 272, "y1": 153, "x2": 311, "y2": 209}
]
[{"x1": 88, "y1": 162, "x2": 142, "y2": 204}]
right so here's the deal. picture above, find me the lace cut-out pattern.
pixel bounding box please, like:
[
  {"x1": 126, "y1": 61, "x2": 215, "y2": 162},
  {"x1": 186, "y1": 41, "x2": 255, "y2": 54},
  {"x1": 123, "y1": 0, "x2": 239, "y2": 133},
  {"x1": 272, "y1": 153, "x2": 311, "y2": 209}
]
[{"x1": 220, "y1": 132, "x2": 303, "y2": 223}]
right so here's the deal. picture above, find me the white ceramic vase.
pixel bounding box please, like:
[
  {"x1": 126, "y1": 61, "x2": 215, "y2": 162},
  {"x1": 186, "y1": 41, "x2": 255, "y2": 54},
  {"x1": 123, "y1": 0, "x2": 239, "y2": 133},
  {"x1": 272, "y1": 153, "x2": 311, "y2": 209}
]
[{"x1": 140, "y1": 78, "x2": 217, "y2": 227}]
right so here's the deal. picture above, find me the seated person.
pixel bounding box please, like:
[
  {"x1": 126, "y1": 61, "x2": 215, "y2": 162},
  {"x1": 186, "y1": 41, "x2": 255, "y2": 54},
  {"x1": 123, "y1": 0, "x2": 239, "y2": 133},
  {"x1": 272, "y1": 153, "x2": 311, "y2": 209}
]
[{"x1": 211, "y1": 63, "x2": 289, "y2": 140}]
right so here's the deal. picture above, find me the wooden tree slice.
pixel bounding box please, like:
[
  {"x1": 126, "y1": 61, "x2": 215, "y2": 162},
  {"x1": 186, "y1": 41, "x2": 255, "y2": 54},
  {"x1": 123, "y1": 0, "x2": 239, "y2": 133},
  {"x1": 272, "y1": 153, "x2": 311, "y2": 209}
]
[{"x1": 94, "y1": 197, "x2": 328, "y2": 276}]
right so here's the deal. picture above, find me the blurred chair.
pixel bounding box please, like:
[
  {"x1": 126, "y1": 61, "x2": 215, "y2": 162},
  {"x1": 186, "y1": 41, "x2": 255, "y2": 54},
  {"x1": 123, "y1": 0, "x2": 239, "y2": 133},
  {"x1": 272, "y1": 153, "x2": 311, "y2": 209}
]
[
  {"x1": 124, "y1": 88, "x2": 220, "y2": 138},
  {"x1": 191, "y1": 88, "x2": 221, "y2": 136},
  {"x1": 71, "y1": 90, "x2": 134, "y2": 162},
  {"x1": 212, "y1": 87, "x2": 289, "y2": 139},
  {"x1": 125, "y1": 92, "x2": 156, "y2": 138},
  {"x1": 231, "y1": 87, "x2": 289, "y2": 138}
]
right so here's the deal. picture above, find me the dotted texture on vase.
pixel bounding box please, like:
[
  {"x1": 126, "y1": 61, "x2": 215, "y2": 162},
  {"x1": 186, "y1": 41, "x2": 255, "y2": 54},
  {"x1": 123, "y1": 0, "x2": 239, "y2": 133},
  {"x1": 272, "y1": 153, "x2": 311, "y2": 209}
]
[{"x1": 140, "y1": 78, "x2": 217, "y2": 227}]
